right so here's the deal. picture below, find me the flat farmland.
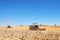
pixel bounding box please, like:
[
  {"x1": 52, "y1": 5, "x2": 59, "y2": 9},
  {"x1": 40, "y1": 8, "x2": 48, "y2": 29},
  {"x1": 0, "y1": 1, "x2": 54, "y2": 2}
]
[{"x1": 0, "y1": 26, "x2": 60, "y2": 40}]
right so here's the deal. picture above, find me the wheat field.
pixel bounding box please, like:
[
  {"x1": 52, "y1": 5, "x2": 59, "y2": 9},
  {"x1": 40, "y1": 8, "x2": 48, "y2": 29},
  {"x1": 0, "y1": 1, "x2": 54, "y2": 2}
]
[{"x1": 0, "y1": 26, "x2": 60, "y2": 40}]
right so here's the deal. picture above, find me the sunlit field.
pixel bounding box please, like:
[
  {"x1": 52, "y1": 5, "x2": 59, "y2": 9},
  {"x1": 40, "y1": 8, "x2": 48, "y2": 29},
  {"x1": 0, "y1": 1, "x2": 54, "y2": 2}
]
[{"x1": 0, "y1": 26, "x2": 60, "y2": 40}]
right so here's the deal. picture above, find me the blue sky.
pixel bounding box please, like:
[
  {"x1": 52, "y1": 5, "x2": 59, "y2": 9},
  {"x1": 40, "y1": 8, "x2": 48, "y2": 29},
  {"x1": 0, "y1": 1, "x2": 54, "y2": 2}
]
[{"x1": 0, "y1": 0, "x2": 60, "y2": 26}]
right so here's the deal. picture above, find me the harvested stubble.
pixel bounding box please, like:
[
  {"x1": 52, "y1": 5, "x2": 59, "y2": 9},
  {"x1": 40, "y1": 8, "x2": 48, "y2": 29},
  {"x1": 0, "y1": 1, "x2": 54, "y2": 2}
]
[{"x1": 0, "y1": 30, "x2": 60, "y2": 40}]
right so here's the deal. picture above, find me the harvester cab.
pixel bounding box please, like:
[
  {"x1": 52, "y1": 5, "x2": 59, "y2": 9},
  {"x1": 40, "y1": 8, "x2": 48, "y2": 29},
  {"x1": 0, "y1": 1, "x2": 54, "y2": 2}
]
[
  {"x1": 7, "y1": 25, "x2": 11, "y2": 28},
  {"x1": 29, "y1": 23, "x2": 39, "y2": 30}
]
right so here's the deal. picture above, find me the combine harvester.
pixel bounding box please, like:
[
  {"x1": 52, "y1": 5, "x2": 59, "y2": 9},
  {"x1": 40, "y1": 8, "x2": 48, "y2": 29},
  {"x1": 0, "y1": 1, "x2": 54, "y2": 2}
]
[{"x1": 29, "y1": 23, "x2": 46, "y2": 31}]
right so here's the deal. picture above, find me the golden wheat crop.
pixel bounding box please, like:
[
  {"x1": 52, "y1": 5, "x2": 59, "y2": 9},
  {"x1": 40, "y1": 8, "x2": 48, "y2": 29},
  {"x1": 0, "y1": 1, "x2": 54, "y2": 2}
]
[
  {"x1": 0, "y1": 30, "x2": 60, "y2": 40},
  {"x1": 0, "y1": 26, "x2": 60, "y2": 40}
]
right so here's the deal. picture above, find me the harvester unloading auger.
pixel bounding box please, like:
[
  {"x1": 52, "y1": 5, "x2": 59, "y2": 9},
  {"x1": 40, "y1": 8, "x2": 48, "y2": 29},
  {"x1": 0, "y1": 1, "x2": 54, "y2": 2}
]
[{"x1": 29, "y1": 23, "x2": 46, "y2": 31}]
